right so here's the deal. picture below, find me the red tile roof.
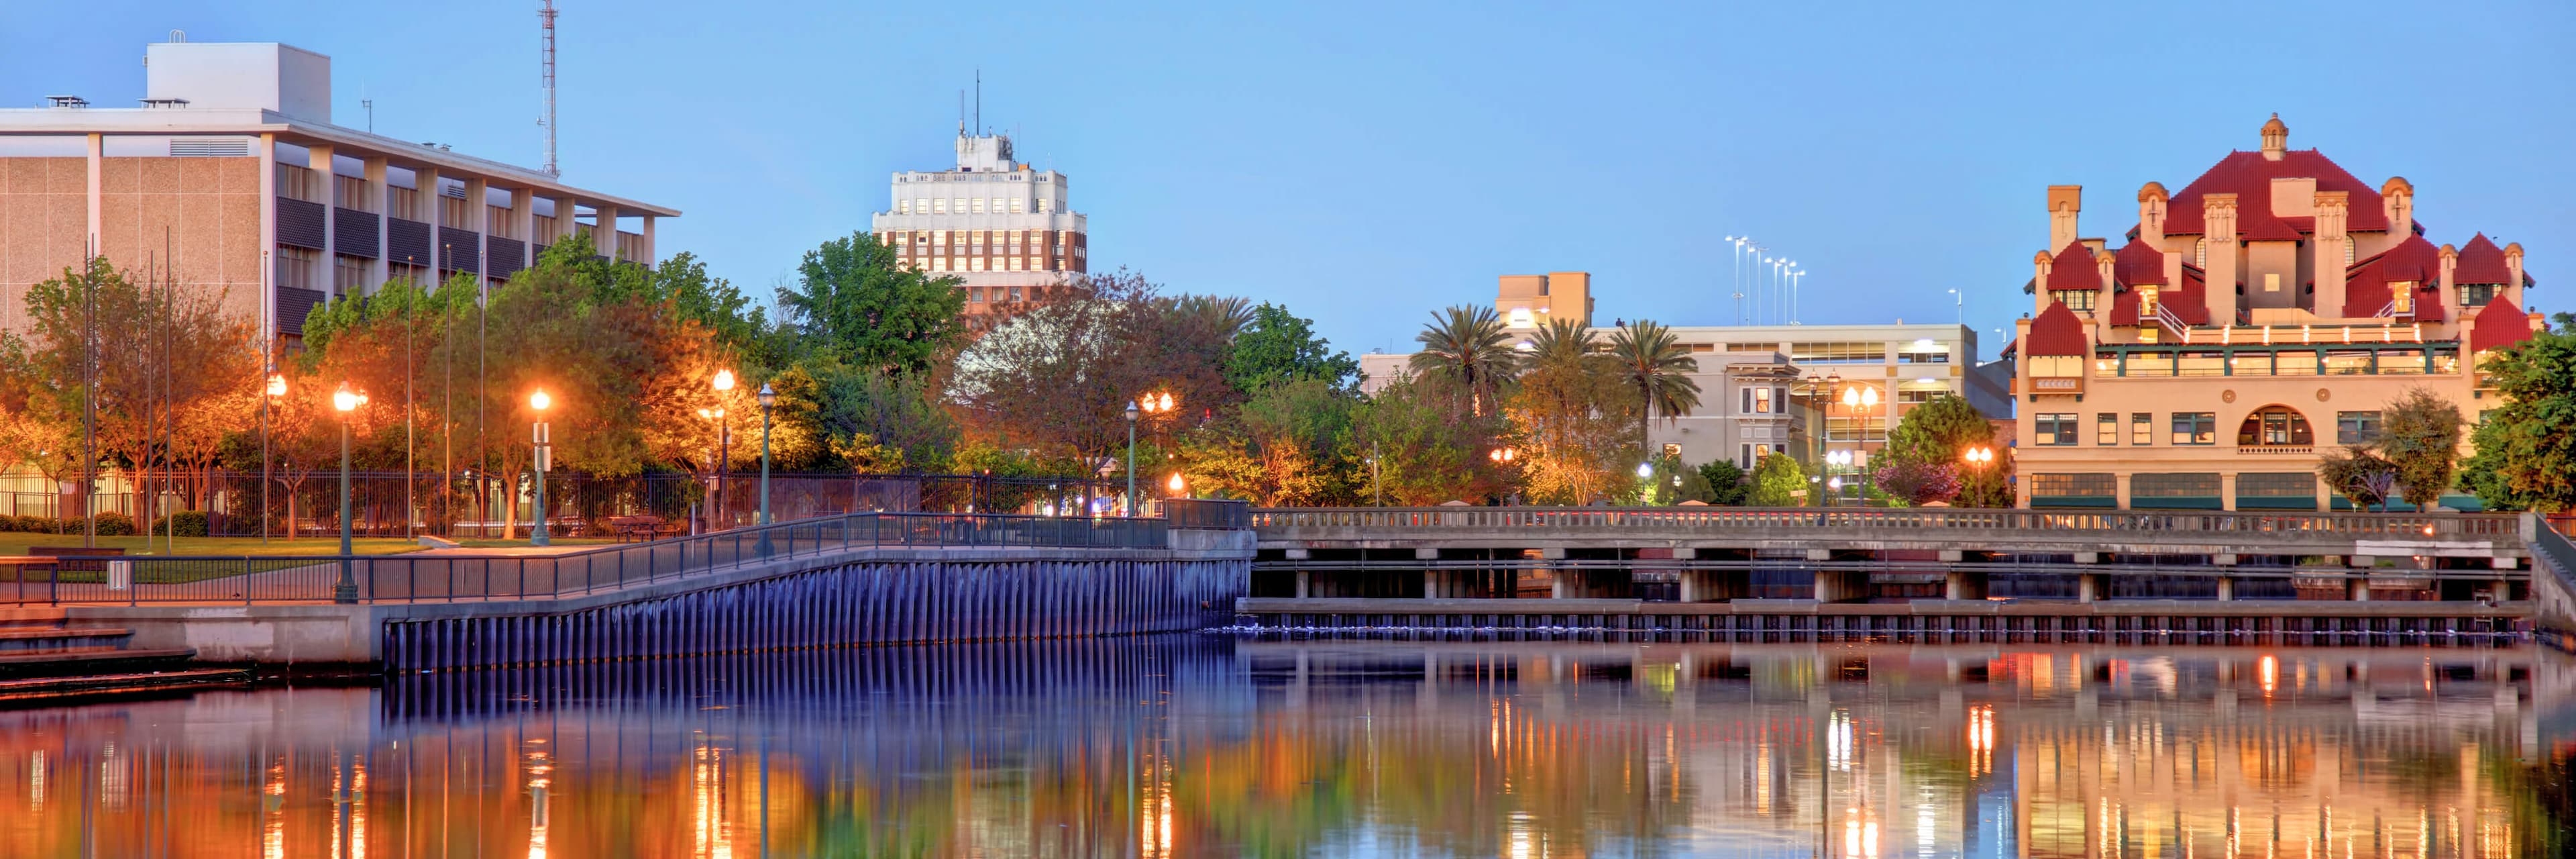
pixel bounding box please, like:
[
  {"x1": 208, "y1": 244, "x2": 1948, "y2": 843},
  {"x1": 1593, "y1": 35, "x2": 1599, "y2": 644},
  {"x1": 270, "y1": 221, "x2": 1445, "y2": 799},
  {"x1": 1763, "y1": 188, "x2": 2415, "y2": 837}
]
[
  {"x1": 2113, "y1": 240, "x2": 2166, "y2": 285},
  {"x1": 2108, "y1": 262, "x2": 2212, "y2": 327},
  {"x1": 2159, "y1": 150, "x2": 2392, "y2": 237},
  {"x1": 2027, "y1": 300, "x2": 2090, "y2": 356},
  {"x1": 2045, "y1": 241, "x2": 2104, "y2": 291},
  {"x1": 2455, "y1": 233, "x2": 2513, "y2": 284},
  {"x1": 2470, "y1": 295, "x2": 2536, "y2": 352},
  {"x1": 2343, "y1": 234, "x2": 2446, "y2": 319}
]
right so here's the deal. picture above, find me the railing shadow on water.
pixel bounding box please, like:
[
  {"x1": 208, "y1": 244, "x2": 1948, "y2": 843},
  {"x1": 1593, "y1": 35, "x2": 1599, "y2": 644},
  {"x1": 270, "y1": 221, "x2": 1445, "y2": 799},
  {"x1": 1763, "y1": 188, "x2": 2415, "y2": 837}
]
[{"x1": 0, "y1": 510, "x2": 1181, "y2": 607}]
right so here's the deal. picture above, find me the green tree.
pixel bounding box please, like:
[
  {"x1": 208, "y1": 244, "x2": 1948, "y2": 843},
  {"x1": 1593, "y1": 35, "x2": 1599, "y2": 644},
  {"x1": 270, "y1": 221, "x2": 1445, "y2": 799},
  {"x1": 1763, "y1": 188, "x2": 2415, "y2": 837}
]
[
  {"x1": 1408, "y1": 305, "x2": 1519, "y2": 417},
  {"x1": 1697, "y1": 459, "x2": 1749, "y2": 505},
  {"x1": 1223, "y1": 303, "x2": 1360, "y2": 395},
  {"x1": 2374, "y1": 386, "x2": 2464, "y2": 509},
  {"x1": 1882, "y1": 393, "x2": 1994, "y2": 470},
  {"x1": 1605, "y1": 319, "x2": 1701, "y2": 456},
  {"x1": 2463, "y1": 315, "x2": 2576, "y2": 511},
  {"x1": 1509, "y1": 319, "x2": 1636, "y2": 505},
  {"x1": 775, "y1": 231, "x2": 967, "y2": 375},
  {"x1": 1353, "y1": 376, "x2": 1508, "y2": 505},
  {"x1": 1183, "y1": 378, "x2": 1362, "y2": 505},
  {"x1": 2319, "y1": 444, "x2": 2399, "y2": 511},
  {"x1": 1746, "y1": 452, "x2": 1808, "y2": 507}
]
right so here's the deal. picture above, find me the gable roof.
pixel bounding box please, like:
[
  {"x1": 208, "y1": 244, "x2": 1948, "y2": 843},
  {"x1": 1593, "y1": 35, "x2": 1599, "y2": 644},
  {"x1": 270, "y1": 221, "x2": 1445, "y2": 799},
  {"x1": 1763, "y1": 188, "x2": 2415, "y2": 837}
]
[
  {"x1": 2470, "y1": 295, "x2": 2536, "y2": 352},
  {"x1": 2455, "y1": 233, "x2": 2513, "y2": 284},
  {"x1": 2045, "y1": 241, "x2": 2104, "y2": 291},
  {"x1": 2027, "y1": 300, "x2": 2091, "y2": 356},
  {"x1": 2112, "y1": 240, "x2": 2167, "y2": 286},
  {"x1": 2343, "y1": 234, "x2": 2447, "y2": 319},
  {"x1": 2159, "y1": 150, "x2": 2394, "y2": 238}
]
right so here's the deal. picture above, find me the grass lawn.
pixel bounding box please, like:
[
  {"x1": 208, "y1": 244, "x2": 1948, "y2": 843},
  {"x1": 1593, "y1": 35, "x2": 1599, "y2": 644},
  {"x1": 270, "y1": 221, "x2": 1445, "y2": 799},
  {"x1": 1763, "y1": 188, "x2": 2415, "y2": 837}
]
[
  {"x1": 0, "y1": 535, "x2": 427, "y2": 558},
  {"x1": 449, "y1": 538, "x2": 621, "y2": 550}
]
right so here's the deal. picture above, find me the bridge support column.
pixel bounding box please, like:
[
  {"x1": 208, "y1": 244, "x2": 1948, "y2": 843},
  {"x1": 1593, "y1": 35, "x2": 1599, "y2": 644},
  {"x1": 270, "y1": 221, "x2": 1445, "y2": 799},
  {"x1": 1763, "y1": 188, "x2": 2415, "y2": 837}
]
[
  {"x1": 1944, "y1": 569, "x2": 1988, "y2": 601},
  {"x1": 1679, "y1": 570, "x2": 1746, "y2": 602},
  {"x1": 1815, "y1": 570, "x2": 1871, "y2": 603},
  {"x1": 2347, "y1": 575, "x2": 2372, "y2": 602},
  {"x1": 2215, "y1": 576, "x2": 2234, "y2": 601},
  {"x1": 2076, "y1": 574, "x2": 2103, "y2": 603},
  {"x1": 1295, "y1": 570, "x2": 1311, "y2": 598}
]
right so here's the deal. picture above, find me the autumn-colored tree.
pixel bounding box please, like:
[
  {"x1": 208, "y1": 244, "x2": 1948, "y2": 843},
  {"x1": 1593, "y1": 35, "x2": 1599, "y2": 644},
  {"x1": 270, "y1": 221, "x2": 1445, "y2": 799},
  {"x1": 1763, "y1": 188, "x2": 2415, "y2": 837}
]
[
  {"x1": 1508, "y1": 319, "x2": 1637, "y2": 505},
  {"x1": 949, "y1": 270, "x2": 1232, "y2": 476},
  {"x1": 1181, "y1": 378, "x2": 1362, "y2": 505}
]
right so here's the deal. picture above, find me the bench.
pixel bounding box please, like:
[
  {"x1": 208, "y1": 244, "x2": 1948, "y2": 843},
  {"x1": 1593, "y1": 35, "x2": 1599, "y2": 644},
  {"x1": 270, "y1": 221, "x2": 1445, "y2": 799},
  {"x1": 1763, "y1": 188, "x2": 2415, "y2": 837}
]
[
  {"x1": 604, "y1": 515, "x2": 668, "y2": 543},
  {"x1": 25, "y1": 546, "x2": 125, "y2": 574}
]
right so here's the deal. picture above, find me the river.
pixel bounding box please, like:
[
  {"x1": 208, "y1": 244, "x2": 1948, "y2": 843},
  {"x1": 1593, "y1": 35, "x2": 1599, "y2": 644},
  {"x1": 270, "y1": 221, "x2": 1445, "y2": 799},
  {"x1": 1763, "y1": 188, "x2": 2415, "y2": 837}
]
[{"x1": 2, "y1": 636, "x2": 2571, "y2": 856}]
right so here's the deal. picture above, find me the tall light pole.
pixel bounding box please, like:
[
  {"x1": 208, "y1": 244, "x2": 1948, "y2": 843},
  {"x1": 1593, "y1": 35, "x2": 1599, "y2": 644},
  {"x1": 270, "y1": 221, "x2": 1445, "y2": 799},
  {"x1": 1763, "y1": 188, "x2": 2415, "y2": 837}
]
[
  {"x1": 757, "y1": 383, "x2": 775, "y2": 527},
  {"x1": 1726, "y1": 236, "x2": 1746, "y2": 324},
  {"x1": 529, "y1": 389, "x2": 552, "y2": 547},
  {"x1": 712, "y1": 369, "x2": 735, "y2": 528},
  {"x1": 332, "y1": 383, "x2": 367, "y2": 603},
  {"x1": 1949, "y1": 288, "x2": 1963, "y2": 325},
  {"x1": 263, "y1": 370, "x2": 284, "y2": 542},
  {"x1": 1123, "y1": 401, "x2": 1140, "y2": 516},
  {"x1": 1788, "y1": 266, "x2": 1805, "y2": 325}
]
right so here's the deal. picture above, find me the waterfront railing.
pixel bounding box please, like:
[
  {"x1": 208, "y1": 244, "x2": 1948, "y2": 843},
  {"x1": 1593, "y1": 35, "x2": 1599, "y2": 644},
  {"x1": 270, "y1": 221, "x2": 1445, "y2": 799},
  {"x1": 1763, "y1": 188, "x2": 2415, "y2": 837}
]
[
  {"x1": 0, "y1": 511, "x2": 1177, "y2": 607},
  {"x1": 1250, "y1": 506, "x2": 2521, "y2": 539}
]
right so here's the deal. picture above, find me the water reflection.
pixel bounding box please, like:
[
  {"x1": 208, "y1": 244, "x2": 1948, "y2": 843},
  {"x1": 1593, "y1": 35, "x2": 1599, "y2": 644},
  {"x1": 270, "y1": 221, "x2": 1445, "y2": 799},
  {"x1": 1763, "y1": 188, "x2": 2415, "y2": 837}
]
[{"x1": 0, "y1": 638, "x2": 2569, "y2": 856}]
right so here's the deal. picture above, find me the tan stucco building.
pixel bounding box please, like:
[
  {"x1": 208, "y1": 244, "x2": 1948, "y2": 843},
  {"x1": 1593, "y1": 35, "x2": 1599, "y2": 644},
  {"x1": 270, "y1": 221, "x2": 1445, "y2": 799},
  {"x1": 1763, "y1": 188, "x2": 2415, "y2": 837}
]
[{"x1": 2010, "y1": 115, "x2": 2540, "y2": 511}]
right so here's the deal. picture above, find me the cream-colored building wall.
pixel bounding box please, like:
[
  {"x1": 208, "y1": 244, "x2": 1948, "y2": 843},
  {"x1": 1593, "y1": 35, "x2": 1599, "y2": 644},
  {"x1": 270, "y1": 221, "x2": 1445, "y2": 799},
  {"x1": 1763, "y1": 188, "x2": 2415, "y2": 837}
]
[{"x1": 2012, "y1": 364, "x2": 2485, "y2": 509}]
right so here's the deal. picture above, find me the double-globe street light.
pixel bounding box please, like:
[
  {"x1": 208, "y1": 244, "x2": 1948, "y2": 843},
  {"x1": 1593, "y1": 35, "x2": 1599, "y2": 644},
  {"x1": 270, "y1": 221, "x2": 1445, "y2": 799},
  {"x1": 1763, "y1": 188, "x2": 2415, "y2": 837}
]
[
  {"x1": 331, "y1": 382, "x2": 368, "y2": 603},
  {"x1": 711, "y1": 368, "x2": 735, "y2": 528},
  {"x1": 1126, "y1": 391, "x2": 1176, "y2": 517}
]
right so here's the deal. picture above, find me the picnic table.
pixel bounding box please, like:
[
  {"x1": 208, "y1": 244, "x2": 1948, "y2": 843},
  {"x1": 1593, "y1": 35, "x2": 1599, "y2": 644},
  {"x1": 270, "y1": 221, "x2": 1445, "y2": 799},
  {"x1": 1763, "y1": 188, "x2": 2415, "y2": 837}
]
[{"x1": 604, "y1": 515, "x2": 686, "y2": 543}]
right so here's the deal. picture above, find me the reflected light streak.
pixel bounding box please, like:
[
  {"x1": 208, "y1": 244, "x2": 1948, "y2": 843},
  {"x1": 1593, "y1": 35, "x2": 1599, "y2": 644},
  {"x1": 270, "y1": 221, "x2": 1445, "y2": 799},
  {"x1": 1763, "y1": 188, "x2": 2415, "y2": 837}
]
[
  {"x1": 693, "y1": 741, "x2": 734, "y2": 859},
  {"x1": 2259, "y1": 654, "x2": 2279, "y2": 697}
]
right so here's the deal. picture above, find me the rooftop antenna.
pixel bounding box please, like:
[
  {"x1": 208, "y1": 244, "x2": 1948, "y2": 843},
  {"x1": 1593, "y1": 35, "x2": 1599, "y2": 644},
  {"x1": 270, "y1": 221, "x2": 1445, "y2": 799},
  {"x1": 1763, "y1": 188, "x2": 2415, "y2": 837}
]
[
  {"x1": 363, "y1": 98, "x2": 374, "y2": 133},
  {"x1": 539, "y1": 0, "x2": 560, "y2": 176},
  {"x1": 974, "y1": 69, "x2": 981, "y2": 136},
  {"x1": 957, "y1": 90, "x2": 965, "y2": 136}
]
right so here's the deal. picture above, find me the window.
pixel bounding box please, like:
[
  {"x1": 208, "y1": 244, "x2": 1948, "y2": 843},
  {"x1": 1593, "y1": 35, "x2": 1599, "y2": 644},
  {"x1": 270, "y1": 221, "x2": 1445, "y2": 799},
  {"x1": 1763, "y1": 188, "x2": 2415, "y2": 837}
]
[
  {"x1": 2392, "y1": 283, "x2": 2414, "y2": 314},
  {"x1": 2263, "y1": 272, "x2": 2281, "y2": 293},
  {"x1": 1036, "y1": 198, "x2": 1053, "y2": 213},
  {"x1": 2337, "y1": 411, "x2": 2381, "y2": 444},
  {"x1": 2274, "y1": 350, "x2": 2318, "y2": 376},
  {"x1": 1788, "y1": 342, "x2": 1887, "y2": 364},
  {"x1": 930, "y1": 258, "x2": 947, "y2": 272},
  {"x1": 2096, "y1": 413, "x2": 2119, "y2": 446},
  {"x1": 2048, "y1": 290, "x2": 2096, "y2": 312},
  {"x1": 2236, "y1": 406, "x2": 2313, "y2": 446},
  {"x1": 2176, "y1": 351, "x2": 2225, "y2": 376},
  {"x1": 933, "y1": 198, "x2": 949, "y2": 215},
  {"x1": 1754, "y1": 387, "x2": 1774, "y2": 414},
  {"x1": 2378, "y1": 349, "x2": 2426, "y2": 374},
  {"x1": 2462, "y1": 283, "x2": 2502, "y2": 307},
  {"x1": 2031, "y1": 473, "x2": 2116, "y2": 498},
  {"x1": 2127, "y1": 351, "x2": 2173, "y2": 376},
  {"x1": 2194, "y1": 238, "x2": 2207, "y2": 267},
  {"x1": 1028, "y1": 256, "x2": 1044, "y2": 270},
  {"x1": 1741, "y1": 444, "x2": 1754, "y2": 468},
  {"x1": 899, "y1": 199, "x2": 912, "y2": 215},
  {"x1": 1010, "y1": 197, "x2": 1026, "y2": 214},
  {"x1": 2035, "y1": 413, "x2": 2080, "y2": 446},
  {"x1": 2323, "y1": 350, "x2": 2372, "y2": 375},
  {"x1": 2171, "y1": 412, "x2": 2216, "y2": 445},
  {"x1": 276, "y1": 247, "x2": 319, "y2": 290},
  {"x1": 2131, "y1": 412, "x2": 2153, "y2": 446}
]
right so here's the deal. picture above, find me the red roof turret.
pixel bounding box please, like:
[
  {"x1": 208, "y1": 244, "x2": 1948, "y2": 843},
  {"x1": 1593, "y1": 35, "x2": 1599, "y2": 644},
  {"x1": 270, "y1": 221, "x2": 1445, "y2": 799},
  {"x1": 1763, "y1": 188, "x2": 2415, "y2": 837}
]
[
  {"x1": 2454, "y1": 233, "x2": 2513, "y2": 284},
  {"x1": 2044, "y1": 241, "x2": 2104, "y2": 291},
  {"x1": 2159, "y1": 150, "x2": 2392, "y2": 237},
  {"x1": 2027, "y1": 301, "x2": 2091, "y2": 356},
  {"x1": 2470, "y1": 295, "x2": 2536, "y2": 352}
]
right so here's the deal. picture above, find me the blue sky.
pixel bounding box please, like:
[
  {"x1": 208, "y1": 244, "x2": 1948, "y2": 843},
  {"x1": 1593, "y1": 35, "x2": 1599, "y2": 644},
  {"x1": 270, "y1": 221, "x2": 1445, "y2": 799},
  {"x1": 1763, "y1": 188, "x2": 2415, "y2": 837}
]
[{"x1": 8, "y1": 1, "x2": 2571, "y2": 358}]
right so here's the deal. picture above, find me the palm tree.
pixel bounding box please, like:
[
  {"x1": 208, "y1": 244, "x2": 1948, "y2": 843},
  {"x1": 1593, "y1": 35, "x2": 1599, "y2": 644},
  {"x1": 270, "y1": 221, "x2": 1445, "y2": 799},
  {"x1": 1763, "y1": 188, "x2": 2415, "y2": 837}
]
[
  {"x1": 1409, "y1": 305, "x2": 1520, "y2": 416},
  {"x1": 1606, "y1": 319, "x2": 1701, "y2": 455},
  {"x1": 1167, "y1": 294, "x2": 1256, "y2": 342},
  {"x1": 1524, "y1": 317, "x2": 1601, "y2": 370}
]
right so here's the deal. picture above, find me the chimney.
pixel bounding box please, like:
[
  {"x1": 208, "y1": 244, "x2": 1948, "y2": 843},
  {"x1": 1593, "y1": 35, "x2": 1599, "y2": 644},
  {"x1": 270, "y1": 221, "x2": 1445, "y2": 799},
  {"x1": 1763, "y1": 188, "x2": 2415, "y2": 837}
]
[
  {"x1": 2504, "y1": 242, "x2": 2525, "y2": 301},
  {"x1": 2137, "y1": 182, "x2": 2169, "y2": 246},
  {"x1": 2048, "y1": 185, "x2": 2082, "y2": 252},
  {"x1": 2259, "y1": 113, "x2": 2288, "y2": 161},
  {"x1": 2096, "y1": 250, "x2": 2117, "y2": 295},
  {"x1": 2382, "y1": 177, "x2": 2414, "y2": 235},
  {"x1": 2314, "y1": 191, "x2": 2349, "y2": 315},
  {"x1": 2033, "y1": 250, "x2": 2054, "y2": 313},
  {"x1": 2204, "y1": 193, "x2": 2240, "y2": 324},
  {"x1": 2438, "y1": 244, "x2": 2459, "y2": 314}
]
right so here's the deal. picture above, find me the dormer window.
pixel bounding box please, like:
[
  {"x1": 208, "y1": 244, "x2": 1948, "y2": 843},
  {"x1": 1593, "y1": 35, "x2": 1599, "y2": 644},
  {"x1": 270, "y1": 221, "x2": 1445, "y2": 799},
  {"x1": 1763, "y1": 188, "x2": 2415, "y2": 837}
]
[
  {"x1": 2461, "y1": 283, "x2": 2502, "y2": 307},
  {"x1": 2137, "y1": 287, "x2": 2159, "y2": 317},
  {"x1": 2049, "y1": 290, "x2": 2096, "y2": 312}
]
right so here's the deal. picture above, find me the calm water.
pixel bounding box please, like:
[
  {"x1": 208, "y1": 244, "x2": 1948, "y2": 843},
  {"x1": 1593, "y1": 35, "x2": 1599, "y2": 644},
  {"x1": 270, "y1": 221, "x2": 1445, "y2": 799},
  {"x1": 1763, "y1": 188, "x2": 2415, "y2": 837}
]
[{"x1": 3, "y1": 637, "x2": 2574, "y2": 858}]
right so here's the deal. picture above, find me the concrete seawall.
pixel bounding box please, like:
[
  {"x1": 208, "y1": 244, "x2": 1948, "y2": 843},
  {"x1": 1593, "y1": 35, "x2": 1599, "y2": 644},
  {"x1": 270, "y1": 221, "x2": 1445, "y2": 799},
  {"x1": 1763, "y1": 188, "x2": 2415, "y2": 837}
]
[{"x1": 68, "y1": 540, "x2": 1253, "y2": 670}]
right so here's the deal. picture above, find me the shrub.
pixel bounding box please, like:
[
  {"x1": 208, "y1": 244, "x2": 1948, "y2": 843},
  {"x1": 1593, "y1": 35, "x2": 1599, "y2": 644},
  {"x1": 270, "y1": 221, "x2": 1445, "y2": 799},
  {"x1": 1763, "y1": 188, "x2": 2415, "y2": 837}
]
[
  {"x1": 11, "y1": 516, "x2": 58, "y2": 534},
  {"x1": 150, "y1": 511, "x2": 211, "y2": 538},
  {"x1": 89, "y1": 511, "x2": 136, "y2": 536}
]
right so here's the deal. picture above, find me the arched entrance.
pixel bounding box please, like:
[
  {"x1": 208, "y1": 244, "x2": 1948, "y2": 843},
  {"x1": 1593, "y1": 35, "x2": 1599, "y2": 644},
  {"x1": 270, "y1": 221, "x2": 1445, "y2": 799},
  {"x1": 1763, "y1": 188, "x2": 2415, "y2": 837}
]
[{"x1": 2235, "y1": 405, "x2": 2314, "y2": 447}]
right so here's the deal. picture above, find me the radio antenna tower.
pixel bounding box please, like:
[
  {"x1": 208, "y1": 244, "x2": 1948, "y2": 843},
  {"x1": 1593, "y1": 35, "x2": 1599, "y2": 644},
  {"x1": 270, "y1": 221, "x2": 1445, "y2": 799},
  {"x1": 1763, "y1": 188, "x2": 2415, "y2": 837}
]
[{"x1": 539, "y1": 0, "x2": 560, "y2": 176}]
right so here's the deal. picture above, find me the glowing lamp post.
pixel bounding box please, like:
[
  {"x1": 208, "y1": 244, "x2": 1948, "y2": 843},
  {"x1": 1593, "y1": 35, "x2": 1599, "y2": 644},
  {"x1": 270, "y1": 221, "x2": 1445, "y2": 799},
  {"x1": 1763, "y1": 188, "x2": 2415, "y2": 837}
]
[
  {"x1": 757, "y1": 383, "x2": 776, "y2": 527},
  {"x1": 331, "y1": 382, "x2": 368, "y2": 603},
  {"x1": 712, "y1": 369, "x2": 735, "y2": 528},
  {"x1": 1167, "y1": 471, "x2": 1187, "y2": 499},
  {"x1": 1131, "y1": 392, "x2": 1177, "y2": 515},
  {"x1": 1962, "y1": 446, "x2": 1996, "y2": 508},
  {"x1": 529, "y1": 389, "x2": 553, "y2": 547},
  {"x1": 262, "y1": 371, "x2": 285, "y2": 542}
]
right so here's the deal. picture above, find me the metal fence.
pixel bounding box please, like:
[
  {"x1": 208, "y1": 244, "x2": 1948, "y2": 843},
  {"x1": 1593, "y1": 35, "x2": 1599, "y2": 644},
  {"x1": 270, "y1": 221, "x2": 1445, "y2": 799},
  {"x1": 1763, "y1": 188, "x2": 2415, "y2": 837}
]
[
  {"x1": 0, "y1": 511, "x2": 1172, "y2": 606},
  {"x1": 0, "y1": 470, "x2": 1131, "y2": 539},
  {"x1": 1250, "y1": 505, "x2": 2524, "y2": 539},
  {"x1": 1163, "y1": 499, "x2": 1251, "y2": 530}
]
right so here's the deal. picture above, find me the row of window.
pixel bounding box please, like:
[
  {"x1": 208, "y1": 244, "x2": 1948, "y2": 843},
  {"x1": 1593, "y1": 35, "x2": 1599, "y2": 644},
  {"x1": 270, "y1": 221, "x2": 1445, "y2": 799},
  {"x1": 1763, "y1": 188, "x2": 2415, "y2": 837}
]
[
  {"x1": 897, "y1": 197, "x2": 1059, "y2": 215},
  {"x1": 885, "y1": 230, "x2": 1075, "y2": 250},
  {"x1": 914, "y1": 257, "x2": 1064, "y2": 273},
  {"x1": 2034, "y1": 409, "x2": 2385, "y2": 447},
  {"x1": 2090, "y1": 348, "x2": 2462, "y2": 378},
  {"x1": 2031, "y1": 472, "x2": 2321, "y2": 497}
]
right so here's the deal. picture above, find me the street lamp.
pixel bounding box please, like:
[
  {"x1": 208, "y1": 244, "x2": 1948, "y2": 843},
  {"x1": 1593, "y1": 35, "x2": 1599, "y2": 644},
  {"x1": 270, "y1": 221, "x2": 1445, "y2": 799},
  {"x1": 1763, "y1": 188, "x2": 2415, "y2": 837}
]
[
  {"x1": 262, "y1": 370, "x2": 285, "y2": 543},
  {"x1": 529, "y1": 389, "x2": 552, "y2": 547},
  {"x1": 1962, "y1": 446, "x2": 1996, "y2": 508},
  {"x1": 1124, "y1": 401, "x2": 1140, "y2": 516},
  {"x1": 757, "y1": 383, "x2": 775, "y2": 527},
  {"x1": 712, "y1": 369, "x2": 735, "y2": 529},
  {"x1": 1839, "y1": 385, "x2": 1880, "y2": 503},
  {"x1": 331, "y1": 382, "x2": 367, "y2": 603},
  {"x1": 1167, "y1": 471, "x2": 1187, "y2": 499}
]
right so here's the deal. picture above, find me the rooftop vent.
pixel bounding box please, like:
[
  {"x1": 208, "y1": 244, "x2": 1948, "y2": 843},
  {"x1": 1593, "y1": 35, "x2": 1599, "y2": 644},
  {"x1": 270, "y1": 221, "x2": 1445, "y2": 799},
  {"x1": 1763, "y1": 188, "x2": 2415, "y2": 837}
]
[
  {"x1": 138, "y1": 97, "x2": 191, "y2": 109},
  {"x1": 44, "y1": 95, "x2": 87, "y2": 108}
]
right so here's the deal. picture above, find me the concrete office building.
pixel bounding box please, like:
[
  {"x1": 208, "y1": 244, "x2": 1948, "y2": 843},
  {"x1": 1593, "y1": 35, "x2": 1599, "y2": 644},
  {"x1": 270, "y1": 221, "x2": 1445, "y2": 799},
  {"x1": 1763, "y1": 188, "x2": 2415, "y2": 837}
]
[
  {"x1": 871, "y1": 126, "x2": 1088, "y2": 317},
  {"x1": 0, "y1": 39, "x2": 679, "y2": 340},
  {"x1": 2009, "y1": 115, "x2": 2540, "y2": 510},
  {"x1": 1360, "y1": 270, "x2": 2000, "y2": 472}
]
